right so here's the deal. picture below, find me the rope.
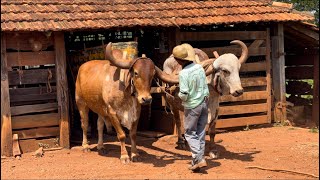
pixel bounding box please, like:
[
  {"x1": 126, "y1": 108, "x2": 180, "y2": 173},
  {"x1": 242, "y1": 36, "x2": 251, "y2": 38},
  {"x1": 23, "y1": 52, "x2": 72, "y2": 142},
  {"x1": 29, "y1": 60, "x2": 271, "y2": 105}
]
[
  {"x1": 154, "y1": 78, "x2": 176, "y2": 114},
  {"x1": 246, "y1": 166, "x2": 319, "y2": 178},
  {"x1": 154, "y1": 78, "x2": 175, "y2": 99}
]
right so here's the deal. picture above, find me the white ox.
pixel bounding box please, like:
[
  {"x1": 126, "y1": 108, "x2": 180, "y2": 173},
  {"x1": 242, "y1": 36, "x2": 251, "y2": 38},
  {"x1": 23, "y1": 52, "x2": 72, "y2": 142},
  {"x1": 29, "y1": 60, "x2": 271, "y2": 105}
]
[{"x1": 162, "y1": 40, "x2": 248, "y2": 158}]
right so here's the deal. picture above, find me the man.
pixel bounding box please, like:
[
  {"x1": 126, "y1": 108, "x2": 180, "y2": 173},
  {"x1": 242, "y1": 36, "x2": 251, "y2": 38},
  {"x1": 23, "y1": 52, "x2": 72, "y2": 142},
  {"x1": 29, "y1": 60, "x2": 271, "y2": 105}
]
[{"x1": 173, "y1": 43, "x2": 209, "y2": 172}]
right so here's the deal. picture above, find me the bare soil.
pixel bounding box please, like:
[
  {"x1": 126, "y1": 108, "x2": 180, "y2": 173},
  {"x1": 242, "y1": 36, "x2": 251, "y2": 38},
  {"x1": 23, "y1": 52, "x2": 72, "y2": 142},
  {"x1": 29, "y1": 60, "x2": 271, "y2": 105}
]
[{"x1": 2, "y1": 125, "x2": 319, "y2": 179}]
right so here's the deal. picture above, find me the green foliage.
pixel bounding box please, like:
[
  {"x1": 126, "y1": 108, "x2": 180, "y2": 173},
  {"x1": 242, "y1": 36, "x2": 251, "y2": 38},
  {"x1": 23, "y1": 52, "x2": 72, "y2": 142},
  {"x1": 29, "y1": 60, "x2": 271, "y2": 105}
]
[
  {"x1": 309, "y1": 127, "x2": 319, "y2": 133},
  {"x1": 274, "y1": 0, "x2": 319, "y2": 27}
]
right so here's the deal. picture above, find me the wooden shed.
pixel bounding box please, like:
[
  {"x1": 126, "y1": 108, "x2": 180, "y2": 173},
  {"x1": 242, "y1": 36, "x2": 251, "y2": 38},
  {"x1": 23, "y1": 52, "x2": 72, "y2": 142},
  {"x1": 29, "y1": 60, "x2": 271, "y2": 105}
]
[{"x1": 1, "y1": 0, "x2": 318, "y2": 156}]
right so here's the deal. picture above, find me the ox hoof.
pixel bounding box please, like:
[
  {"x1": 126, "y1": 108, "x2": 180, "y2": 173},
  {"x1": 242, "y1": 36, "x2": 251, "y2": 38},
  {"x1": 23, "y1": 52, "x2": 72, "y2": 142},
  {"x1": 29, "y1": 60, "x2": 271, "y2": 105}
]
[
  {"x1": 120, "y1": 155, "x2": 131, "y2": 164},
  {"x1": 209, "y1": 151, "x2": 219, "y2": 159},
  {"x1": 97, "y1": 148, "x2": 108, "y2": 155},
  {"x1": 131, "y1": 154, "x2": 140, "y2": 162}
]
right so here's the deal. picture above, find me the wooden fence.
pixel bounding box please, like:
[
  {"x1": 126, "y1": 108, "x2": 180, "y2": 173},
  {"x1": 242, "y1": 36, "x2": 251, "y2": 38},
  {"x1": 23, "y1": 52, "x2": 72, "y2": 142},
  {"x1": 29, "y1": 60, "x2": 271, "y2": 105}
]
[
  {"x1": 1, "y1": 32, "x2": 69, "y2": 154},
  {"x1": 151, "y1": 29, "x2": 272, "y2": 130}
]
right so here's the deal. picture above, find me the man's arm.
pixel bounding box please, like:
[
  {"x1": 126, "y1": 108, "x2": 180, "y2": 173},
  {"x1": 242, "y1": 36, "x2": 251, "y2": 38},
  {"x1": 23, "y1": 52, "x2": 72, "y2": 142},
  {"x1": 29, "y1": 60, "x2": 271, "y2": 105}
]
[{"x1": 178, "y1": 73, "x2": 189, "y2": 101}]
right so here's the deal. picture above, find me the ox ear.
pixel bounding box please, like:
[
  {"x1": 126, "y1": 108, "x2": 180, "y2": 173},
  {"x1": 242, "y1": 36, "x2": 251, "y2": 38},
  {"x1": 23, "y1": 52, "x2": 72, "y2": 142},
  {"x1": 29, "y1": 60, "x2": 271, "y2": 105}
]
[
  {"x1": 105, "y1": 42, "x2": 133, "y2": 69},
  {"x1": 213, "y1": 73, "x2": 222, "y2": 95}
]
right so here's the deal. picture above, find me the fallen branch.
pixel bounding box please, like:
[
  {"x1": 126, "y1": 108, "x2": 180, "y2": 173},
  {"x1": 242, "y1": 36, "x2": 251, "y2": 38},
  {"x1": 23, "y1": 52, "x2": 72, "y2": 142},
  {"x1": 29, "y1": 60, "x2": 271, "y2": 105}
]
[
  {"x1": 43, "y1": 147, "x2": 63, "y2": 152},
  {"x1": 246, "y1": 166, "x2": 319, "y2": 178}
]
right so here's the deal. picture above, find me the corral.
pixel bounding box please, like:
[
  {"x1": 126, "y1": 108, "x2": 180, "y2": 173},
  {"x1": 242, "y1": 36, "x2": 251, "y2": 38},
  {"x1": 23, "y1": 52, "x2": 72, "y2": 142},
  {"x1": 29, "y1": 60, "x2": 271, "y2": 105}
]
[{"x1": 1, "y1": 0, "x2": 319, "y2": 178}]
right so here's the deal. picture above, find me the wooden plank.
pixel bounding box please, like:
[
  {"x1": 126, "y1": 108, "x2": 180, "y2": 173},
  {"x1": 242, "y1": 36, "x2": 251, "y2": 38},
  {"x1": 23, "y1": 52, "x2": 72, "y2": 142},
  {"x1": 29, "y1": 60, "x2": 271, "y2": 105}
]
[
  {"x1": 266, "y1": 28, "x2": 272, "y2": 123},
  {"x1": 9, "y1": 86, "x2": 57, "y2": 95},
  {"x1": 219, "y1": 103, "x2": 268, "y2": 116},
  {"x1": 241, "y1": 77, "x2": 267, "y2": 87},
  {"x1": 10, "y1": 103, "x2": 58, "y2": 116},
  {"x1": 54, "y1": 32, "x2": 70, "y2": 148},
  {"x1": 240, "y1": 61, "x2": 267, "y2": 72},
  {"x1": 249, "y1": 40, "x2": 265, "y2": 48},
  {"x1": 312, "y1": 54, "x2": 319, "y2": 126},
  {"x1": 202, "y1": 47, "x2": 266, "y2": 57},
  {"x1": 12, "y1": 113, "x2": 59, "y2": 130},
  {"x1": 285, "y1": 66, "x2": 314, "y2": 79},
  {"x1": 10, "y1": 92, "x2": 57, "y2": 103},
  {"x1": 7, "y1": 51, "x2": 55, "y2": 67},
  {"x1": 1, "y1": 33, "x2": 13, "y2": 156},
  {"x1": 12, "y1": 134, "x2": 21, "y2": 157},
  {"x1": 12, "y1": 127, "x2": 59, "y2": 140},
  {"x1": 220, "y1": 91, "x2": 268, "y2": 103},
  {"x1": 8, "y1": 68, "x2": 56, "y2": 85},
  {"x1": 18, "y1": 137, "x2": 59, "y2": 153},
  {"x1": 288, "y1": 23, "x2": 319, "y2": 41},
  {"x1": 271, "y1": 23, "x2": 287, "y2": 122},
  {"x1": 285, "y1": 55, "x2": 314, "y2": 66},
  {"x1": 216, "y1": 115, "x2": 268, "y2": 129},
  {"x1": 180, "y1": 31, "x2": 267, "y2": 41}
]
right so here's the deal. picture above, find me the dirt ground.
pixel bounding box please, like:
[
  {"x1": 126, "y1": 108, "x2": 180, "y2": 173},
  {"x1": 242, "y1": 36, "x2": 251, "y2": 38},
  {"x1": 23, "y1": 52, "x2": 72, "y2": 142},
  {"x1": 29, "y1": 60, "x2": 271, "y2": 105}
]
[{"x1": 1, "y1": 124, "x2": 319, "y2": 179}]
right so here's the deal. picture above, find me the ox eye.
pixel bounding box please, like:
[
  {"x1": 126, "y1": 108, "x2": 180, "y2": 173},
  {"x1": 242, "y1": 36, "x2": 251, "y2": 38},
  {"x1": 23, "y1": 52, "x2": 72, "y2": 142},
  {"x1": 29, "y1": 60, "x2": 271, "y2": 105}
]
[
  {"x1": 134, "y1": 72, "x2": 139, "y2": 77},
  {"x1": 222, "y1": 69, "x2": 229, "y2": 75}
]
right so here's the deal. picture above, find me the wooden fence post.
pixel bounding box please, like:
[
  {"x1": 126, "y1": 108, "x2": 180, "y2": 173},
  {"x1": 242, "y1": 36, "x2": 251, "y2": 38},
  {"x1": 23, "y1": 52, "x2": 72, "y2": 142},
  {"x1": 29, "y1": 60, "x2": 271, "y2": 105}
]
[
  {"x1": 54, "y1": 32, "x2": 70, "y2": 148},
  {"x1": 271, "y1": 23, "x2": 287, "y2": 123},
  {"x1": 1, "y1": 33, "x2": 13, "y2": 156},
  {"x1": 313, "y1": 54, "x2": 319, "y2": 126}
]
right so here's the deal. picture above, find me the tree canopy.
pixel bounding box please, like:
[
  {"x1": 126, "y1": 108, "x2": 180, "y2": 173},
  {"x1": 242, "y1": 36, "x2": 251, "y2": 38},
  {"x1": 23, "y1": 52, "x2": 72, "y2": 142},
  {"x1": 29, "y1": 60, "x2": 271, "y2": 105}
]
[{"x1": 274, "y1": 0, "x2": 319, "y2": 27}]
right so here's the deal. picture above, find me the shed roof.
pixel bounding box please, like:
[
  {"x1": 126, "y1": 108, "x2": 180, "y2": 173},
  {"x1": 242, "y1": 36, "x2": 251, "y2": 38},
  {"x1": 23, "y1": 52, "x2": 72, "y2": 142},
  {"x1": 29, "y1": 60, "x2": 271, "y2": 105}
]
[{"x1": 1, "y1": 0, "x2": 315, "y2": 32}]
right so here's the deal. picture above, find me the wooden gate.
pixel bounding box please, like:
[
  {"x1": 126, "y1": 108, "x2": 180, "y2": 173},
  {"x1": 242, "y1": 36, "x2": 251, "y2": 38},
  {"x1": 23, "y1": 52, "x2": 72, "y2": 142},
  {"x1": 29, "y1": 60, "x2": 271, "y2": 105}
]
[{"x1": 1, "y1": 32, "x2": 69, "y2": 154}]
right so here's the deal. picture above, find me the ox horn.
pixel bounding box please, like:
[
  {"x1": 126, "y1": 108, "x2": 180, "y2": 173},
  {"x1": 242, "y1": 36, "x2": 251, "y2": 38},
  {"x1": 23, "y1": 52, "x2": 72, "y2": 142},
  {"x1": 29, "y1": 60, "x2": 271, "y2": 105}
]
[
  {"x1": 155, "y1": 66, "x2": 179, "y2": 84},
  {"x1": 105, "y1": 42, "x2": 133, "y2": 69},
  {"x1": 155, "y1": 59, "x2": 216, "y2": 84},
  {"x1": 230, "y1": 40, "x2": 248, "y2": 64}
]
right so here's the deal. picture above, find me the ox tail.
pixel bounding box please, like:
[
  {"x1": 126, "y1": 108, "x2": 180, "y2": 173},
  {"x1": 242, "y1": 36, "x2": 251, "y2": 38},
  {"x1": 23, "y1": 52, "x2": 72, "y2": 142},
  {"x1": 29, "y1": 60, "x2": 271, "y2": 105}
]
[{"x1": 230, "y1": 40, "x2": 248, "y2": 64}]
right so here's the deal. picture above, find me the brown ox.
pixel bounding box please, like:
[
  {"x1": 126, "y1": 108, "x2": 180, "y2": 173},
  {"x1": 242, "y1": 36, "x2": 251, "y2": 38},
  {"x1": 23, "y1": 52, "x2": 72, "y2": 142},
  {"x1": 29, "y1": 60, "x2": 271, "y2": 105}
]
[
  {"x1": 75, "y1": 43, "x2": 179, "y2": 163},
  {"x1": 163, "y1": 40, "x2": 248, "y2": 159}
]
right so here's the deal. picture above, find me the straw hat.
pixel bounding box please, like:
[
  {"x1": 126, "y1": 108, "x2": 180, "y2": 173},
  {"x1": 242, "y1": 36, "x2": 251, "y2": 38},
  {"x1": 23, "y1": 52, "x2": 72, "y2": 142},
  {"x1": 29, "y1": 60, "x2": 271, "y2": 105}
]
[{"x1": 172, "y1": 43, "x2": 196, "y2": 62}]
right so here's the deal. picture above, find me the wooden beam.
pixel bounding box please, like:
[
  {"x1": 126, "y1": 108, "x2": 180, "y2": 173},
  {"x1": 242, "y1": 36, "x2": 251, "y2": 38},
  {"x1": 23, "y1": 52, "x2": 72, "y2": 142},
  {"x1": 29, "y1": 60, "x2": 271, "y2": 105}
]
[
  {"x1": 241, "y1": 77, "x2": 267, "y2": 87},
  {"x1": 12, "y1": 127, "x2": 59, "y2": 140},
  {"x1": 288, "y1": 23, "x2": 319, "y2": 41},
  {"x1": 8, "y1": 68, "x2": 56, "y2": 85},
  {"x1": 11, "y1": 103, "x2": 58, "y2": 116},
  {"x1": 9, "y1": 86, "x2": 57, "y2": 96},
  {"x1": 54, "y1": 32, "x2": 70, "y2": 148},
  {"x1": 240, "y1": 61, "x2": 267, "y2": 72},
  {"x1": 220, "y1": 91, "x2": 268, "y2": 103},
  {"x1": 1, "y1": 33, "x2": 13, "y2": 156},
  {"x1": 271, "y1": 23, "x2": 287, "y2": 122},
  {"x1": 7, "y1": 51, "x2": 55, "y2": 68},
  {"x1": 201, "y1": 47, "x2": 266, "y2": 57},
  {"x1": 10, "y1": 92, "x2": 57, "y2": 103},
  {"x1": 312, "y1": 54, "x2": 319, "y2": 126},
  {"x1": 266, "y1": 28, "x2": 272, "y2": 123},
  {"x1": 12, "y1": 113, "x2": 59, "y2": 129},
  {"x1": 216, "y1": 115, "x2": 268, "y2": 129},
  {"x1": 219, "y1": 103, "x2": 268, "y2": 116},
  {"x1": 180, "y1": 31, "x2": 267, "y2": 41}
]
